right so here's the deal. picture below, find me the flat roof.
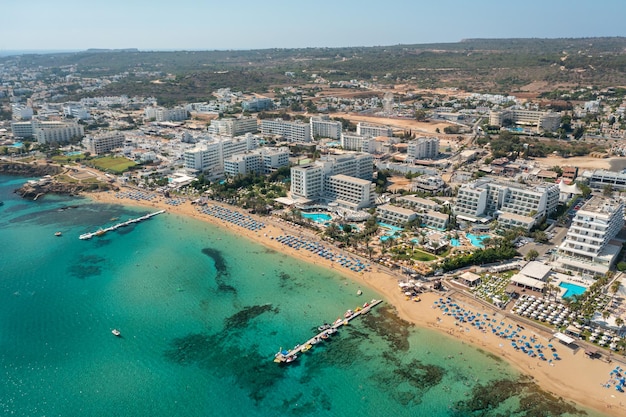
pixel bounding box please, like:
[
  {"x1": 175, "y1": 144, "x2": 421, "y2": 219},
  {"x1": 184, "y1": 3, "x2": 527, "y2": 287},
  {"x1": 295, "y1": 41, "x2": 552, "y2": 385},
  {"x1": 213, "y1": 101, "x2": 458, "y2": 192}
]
[
  {"x1": 377, "y1": 203, "x2": 417, "y2": 216},
  {"x1": 554, "y1": 332, "x2": 575, "y2": 345},
  {"x1": 510, "y1": 274, "x2": 545, "y2": 290},
  {"x1": 519, "y1": 261, "x2": 552, "y2": 280},
  {"x1": 459, "y1": 271, "x2": 481, "y2": 283}
]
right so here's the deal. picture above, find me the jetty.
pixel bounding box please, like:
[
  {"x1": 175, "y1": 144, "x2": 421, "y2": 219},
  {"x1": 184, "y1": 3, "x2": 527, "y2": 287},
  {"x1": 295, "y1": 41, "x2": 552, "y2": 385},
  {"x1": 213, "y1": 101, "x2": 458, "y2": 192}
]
[
  {"x1": 274, "y1": 299, "x2": 383, "y2": 364},
  {"x1": 79, "y1": 210, "x2": 165, "y2": 240}
]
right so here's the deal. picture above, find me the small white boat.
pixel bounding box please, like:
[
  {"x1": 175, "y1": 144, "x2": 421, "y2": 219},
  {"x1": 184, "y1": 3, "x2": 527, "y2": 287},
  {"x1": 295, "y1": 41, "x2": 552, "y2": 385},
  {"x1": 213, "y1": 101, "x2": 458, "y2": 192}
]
[
  {"x1": 357, "y1": 289, "x2": 363, "y2": 296},
  {"x1": 112, "y1": 329, "x2": 121, "y2": 337},
  {"x1": 55, "y1": 231, "x2": 62, "y2": 237}
]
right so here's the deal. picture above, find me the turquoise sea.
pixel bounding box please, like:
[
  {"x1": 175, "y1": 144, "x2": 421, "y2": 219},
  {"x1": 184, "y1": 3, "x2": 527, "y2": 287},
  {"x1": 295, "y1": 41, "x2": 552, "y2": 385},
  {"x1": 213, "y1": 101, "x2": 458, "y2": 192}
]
[{"x1": 0, "y1": 174, "x2": 608, "y2": 417}]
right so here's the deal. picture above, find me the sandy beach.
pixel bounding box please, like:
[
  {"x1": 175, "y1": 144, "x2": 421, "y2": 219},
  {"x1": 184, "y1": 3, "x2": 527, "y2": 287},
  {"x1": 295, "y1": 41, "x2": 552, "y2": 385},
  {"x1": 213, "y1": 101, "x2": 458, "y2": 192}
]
[{"x1": 89, "y1": 189, "x2": 625, "y2": 416}]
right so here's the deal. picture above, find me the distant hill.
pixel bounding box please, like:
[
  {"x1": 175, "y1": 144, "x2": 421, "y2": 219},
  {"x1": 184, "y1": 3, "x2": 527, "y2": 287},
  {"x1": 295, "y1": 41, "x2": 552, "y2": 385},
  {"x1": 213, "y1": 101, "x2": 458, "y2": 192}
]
[{"x1": 3, "y1": 38, "x2": 626, "y2": 103}]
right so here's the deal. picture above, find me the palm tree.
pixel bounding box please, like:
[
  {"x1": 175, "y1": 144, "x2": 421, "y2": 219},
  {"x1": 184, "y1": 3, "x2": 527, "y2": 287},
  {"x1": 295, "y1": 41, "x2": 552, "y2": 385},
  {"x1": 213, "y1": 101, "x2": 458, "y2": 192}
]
[{"x1": 610, "y1": 280, "x2": 621, "y2": 296}]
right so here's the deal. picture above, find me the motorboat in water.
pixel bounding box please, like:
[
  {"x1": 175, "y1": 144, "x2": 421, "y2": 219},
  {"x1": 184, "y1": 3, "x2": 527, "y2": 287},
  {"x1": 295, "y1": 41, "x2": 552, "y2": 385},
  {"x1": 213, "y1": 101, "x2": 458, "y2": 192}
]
[
  {"x1": 112, "y1": 329, "x2": 121, "y2": 337},
  {"x1": 54, "y1": 231, "x2": 62, "y2": 237}
]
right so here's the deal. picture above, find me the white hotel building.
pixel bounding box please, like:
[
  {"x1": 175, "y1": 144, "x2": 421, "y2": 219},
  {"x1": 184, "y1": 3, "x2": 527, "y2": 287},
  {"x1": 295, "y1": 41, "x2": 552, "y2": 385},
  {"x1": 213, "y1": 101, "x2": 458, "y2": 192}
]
[
  {"x1": 555, "y1": 197, "x2": 624, "y2": 276},
  {"x1": 489, "y1": 109, "x2": 561, "y2": 132},
  {"x1": 208, "y1": 117, "x2": 258, "y2": 137},
  {"x1": 356, "y1": 122, "x2": 393, "y2": 138},
  {"x1": 83, "y1": 132, "x2": 125, "y2": 155},
  {"x1": 454, "y1": 178, "x2": 560, "y2": 230},
  {"x1": 260, "y1": 119, "x2": 311, "y2": 142},
  {"x1": 183, "y1": 134, "x2": 258, "y2": 177},
  {"x1": 407, "y1": 137, "x2": 439, "y2": 160},
  {"x1": 290, "y1": 153, "x2": 375, "y2": 210},
  {"x1": 310, "y1": 116, "x2": 342, "y2": 140},
  {"x1": 223, "y1": 147, "x2": 289, "y2": 176}
]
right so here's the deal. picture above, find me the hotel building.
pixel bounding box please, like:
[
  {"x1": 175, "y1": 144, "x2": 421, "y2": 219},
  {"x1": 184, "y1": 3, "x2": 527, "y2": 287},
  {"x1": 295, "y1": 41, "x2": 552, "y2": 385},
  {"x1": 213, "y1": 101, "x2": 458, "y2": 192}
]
[
  {"x1": 489, "y1": 109, "x2": 561, "y2": 132},
  {"x1": 223, "y1": 147, "x2": 289, "y2": 176},
  {"x1": 407, "y1": 137, "x2": 439, "y2": 160},
  {"x1": 208, "y1": 117, "x2": 258, "y2": 137},
  {"x1": 260, "y1": 119, "x2": 311, "y2": 142},
  {"x1": 555, "y1": 197, "x2": 624, "y2": 276},
  {"x1": 290, "y1": 153, "x2": 375, "y2": 210},
  {"x1": 31, "y1": 121, "x2": 84, "y2": 144},
  {"x1": 356, "y1": 122, "x2": 393, "y2": 138},
  {"x1": 83, "y1": 132, "x2": 125, "y2": 155},
  {"x1": 183, "y1": 134, "x2": 258, "y2": 176},
  {"x1": 310, "y1": 116, "x2": 342, "y2": 140},
  {"x1": 454, "y1": 178, "x2": 559, "y2": 230}
]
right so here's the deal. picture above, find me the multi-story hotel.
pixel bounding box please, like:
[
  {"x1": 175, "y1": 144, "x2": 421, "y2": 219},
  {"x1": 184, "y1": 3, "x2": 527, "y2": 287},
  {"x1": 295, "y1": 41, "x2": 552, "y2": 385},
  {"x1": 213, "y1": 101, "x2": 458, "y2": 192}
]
[
  {"x1": 208, "y1": 117, "x2": 258, "y2": 137},
  {"x1": 587, "y1": 170, "x2": 626, "y2": 190},
  {"x1": 223, "y1": 147, "x2": 289, "y2": 176},
  {"x1": 290, "y1": 153, "x2": 375, "y2": 210},
  {"x1": 31, "y1": 121, "x2": 84, "y2": 144},
  {"x1": 83, "y1": 132, "x2": 125, "y2": 155},
  {"x1": 242, "y1": 98, "x2": 273, "y2": 112},
  {"x1": 554, "y1": 197, "x2": 624, "y2": 276},
  {"x1": 183, "y1": 134, "x2": 258, "y2": 176},
  {"x1": 407, "y1": 137, "x2": 439, "y2": 160},
  {"x1": 310, "y1": 116, "x2": 342, "y2": 140},
  {"x1": 489, "y1": 109, "x2": 561, "y2": 132},
  {"x1": 340, "y1": 133, "x2": 377, "y2": 153},
  {"x1": 356, "y1": 122, "x2": 393, "y2": 138},
  {"x1": 145, "y1": 106, "x2": 188, "y2": 122},
  {"x1": 376, "y1": 204, "x2": 418, "y2": 227},
  {"x1": 260, "y1": 119, "x2": 311, "y2": 142},
  {"x1": 454, "y1": 178, "x2": 559, "y2": 230}
]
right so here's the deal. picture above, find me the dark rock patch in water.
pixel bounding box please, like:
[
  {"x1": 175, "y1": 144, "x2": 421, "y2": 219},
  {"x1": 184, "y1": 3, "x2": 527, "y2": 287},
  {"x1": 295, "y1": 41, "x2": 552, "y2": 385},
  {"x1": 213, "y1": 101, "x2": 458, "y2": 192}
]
[
  {"x1": 201, "y1": 247, "x2": 236, "y2": 294},
  {"x1": 68, "y1": 254, "x2": 106, "y2": 279},
  {"x1": 454, "y1": 376, "x2": 584, "y2": 416},
  {"x1": 164, "y1": 331, "x2": 285, "y2": 405},
  {"x1": 224, "y1": 304, "x2": 277, "y2": 329},
  {"x1": 361, "y1": 305, "x2": 413, "y2": 351}
]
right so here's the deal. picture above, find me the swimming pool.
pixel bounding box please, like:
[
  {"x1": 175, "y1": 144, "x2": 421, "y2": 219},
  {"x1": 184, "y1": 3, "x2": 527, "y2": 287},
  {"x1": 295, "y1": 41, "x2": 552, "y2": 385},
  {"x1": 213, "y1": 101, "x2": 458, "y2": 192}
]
[
  {"x1": 10, "y1": 142, "x2": 23, "y2": 148},
  {"x1": 466, "y1": 233, "x2": 490, "y2": 248},
  {"x1": 559, "y1": 282, "x2": 587, "y2": 298},
  {"x1": 65, "y1": 151, "x2": 83, "y2": 156},
  {"x1": 379, "y1": 222, "x2": 403, "y2": 232},
  {"x1": 302, "y1": 212, "x2": 332, "y2": 223},
  {"x1": 450, "y1": 238, "x2": 461, "y2": 247}
]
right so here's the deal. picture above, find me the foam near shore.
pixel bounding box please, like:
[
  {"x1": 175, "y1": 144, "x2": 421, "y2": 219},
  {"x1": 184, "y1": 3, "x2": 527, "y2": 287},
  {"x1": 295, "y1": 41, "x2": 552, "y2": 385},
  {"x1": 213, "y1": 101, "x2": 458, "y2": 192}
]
[{"x1": 87, "y1": 189, "x2": 625, "y2": 416}]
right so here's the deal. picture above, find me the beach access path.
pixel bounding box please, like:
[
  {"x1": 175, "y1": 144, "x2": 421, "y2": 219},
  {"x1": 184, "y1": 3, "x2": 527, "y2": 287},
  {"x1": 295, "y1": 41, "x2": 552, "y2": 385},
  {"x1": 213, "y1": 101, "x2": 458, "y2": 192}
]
[{"x1": 87, "y1": 189, "x2": 625, "y2": 416}]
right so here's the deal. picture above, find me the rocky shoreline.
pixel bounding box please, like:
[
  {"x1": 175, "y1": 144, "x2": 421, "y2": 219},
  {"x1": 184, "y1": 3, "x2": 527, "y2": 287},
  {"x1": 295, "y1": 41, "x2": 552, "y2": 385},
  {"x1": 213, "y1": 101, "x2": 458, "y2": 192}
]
[{"x1": 1, "y1": 161, "x2": 114, "y2": 200}]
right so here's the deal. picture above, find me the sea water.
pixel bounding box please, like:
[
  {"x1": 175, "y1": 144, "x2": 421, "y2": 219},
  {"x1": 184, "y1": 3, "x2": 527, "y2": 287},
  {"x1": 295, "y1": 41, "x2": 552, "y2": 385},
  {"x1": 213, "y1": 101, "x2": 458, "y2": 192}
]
[{"x1": 0, "y1": 175, "x2": 607, "y2": 417}]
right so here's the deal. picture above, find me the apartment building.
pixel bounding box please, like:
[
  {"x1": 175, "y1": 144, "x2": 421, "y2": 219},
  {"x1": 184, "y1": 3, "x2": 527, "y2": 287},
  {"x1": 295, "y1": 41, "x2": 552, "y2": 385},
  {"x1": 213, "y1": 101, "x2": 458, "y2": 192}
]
[
  {"x1": 260, "y1": 119, "x2": 311, "y2": 142},
  {"x1": 223, "y1": 147, "x2": 289, "y2": 176},
  {"x1": 83, "y1": 132, "x2": 125, "y2": 155},
  {"x1": 62, "y1": 103, "x2": 90, "y2": 120},
  {"x1": 356, "y1": 122, "x2": 393, "y2": 138},
  {"x1": 407, "y1": 137, "x2": 439, "y2": 160},
  {"x1": 555, "y1": 197, "x2": 624, "y2": 276},
  {"x1": 208, "y1": 117, "x2": 258, "y2": 137},
  {"x1": 183, "y1": 134, "x2": 258, "y2": 176},
  {"x1": 489, "y1": 109, "x2": 561, "y2": 132},
  {"x1": 11, "y1": 121, "x2": 34, "y2": 138},
  {"x1": 310, "y1": 116, "x2": 342, "y2": 140},
  {"x1": 454, "y1": 178, "x2": 559, "y2": 230}
]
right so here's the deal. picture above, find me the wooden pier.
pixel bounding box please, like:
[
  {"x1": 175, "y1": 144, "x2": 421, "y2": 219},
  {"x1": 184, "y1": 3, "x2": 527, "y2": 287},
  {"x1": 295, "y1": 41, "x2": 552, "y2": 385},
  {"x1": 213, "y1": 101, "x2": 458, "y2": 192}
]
[
  {"x1": 79, "y1": 210, "x2": 165, "y2": 240},
  {"x1": 274, "y1": 299, "x2": 383, "y2": 364}
]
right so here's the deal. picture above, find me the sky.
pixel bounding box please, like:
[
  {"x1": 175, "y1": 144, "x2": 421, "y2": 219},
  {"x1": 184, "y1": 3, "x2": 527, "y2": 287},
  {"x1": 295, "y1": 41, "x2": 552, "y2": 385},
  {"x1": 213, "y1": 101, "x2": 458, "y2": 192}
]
[{"x1": 2, "y1": 0, "x2": 626, "y2": 52}]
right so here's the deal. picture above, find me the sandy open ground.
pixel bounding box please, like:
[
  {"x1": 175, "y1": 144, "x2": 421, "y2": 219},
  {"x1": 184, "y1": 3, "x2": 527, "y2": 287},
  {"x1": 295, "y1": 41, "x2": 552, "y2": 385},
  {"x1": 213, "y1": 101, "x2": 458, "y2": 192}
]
[
  {"x1": 536, "y1": 156, "x2": 615, "y2": 170},
  {"x1": 89, "y1": 189, "x2": 626, "y2": 416}
]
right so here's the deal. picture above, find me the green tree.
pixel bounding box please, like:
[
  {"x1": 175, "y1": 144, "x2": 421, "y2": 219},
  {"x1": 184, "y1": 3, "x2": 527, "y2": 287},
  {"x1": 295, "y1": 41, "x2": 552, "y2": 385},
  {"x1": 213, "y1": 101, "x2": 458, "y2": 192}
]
[
  {"x1": 525, "y1": 249, "x2": 539, "y2": 261},
  {"x1": 414, "y1": 109, "x2": 428, "y2": 122}
]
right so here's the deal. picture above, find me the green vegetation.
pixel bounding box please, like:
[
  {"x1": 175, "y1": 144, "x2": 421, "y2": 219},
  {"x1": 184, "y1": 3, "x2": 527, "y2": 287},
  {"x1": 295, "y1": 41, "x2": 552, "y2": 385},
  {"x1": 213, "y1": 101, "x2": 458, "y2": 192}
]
[
  {"x1": 87, "y1": 156, "x2": 137, "y2": 174},
  {"x1": 439, "y1": 241, "x2": 518, "y2": 272}
]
